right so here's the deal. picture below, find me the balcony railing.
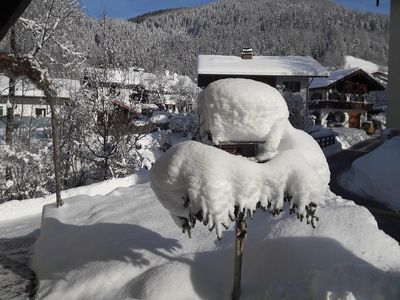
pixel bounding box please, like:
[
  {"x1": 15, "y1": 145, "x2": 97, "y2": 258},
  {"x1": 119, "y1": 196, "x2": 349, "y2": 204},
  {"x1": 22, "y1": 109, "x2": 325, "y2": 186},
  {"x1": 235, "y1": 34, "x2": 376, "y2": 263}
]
[{"x1": 309, "y1": 100, "x2": 373, "y2": 111}]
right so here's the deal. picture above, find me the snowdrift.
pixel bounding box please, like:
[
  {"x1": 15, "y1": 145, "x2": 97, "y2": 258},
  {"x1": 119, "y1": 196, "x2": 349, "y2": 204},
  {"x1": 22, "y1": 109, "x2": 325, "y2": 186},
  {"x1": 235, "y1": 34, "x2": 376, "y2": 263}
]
[
  {"x1": 31, "y1": 79, "x2": 400, "y2": 299},
  {"x1": 31, "y1": 180, "x2": 400, "y2": 300},
  {"x1": 351, "y1": 137, "x2": 400, "y2": 210}
]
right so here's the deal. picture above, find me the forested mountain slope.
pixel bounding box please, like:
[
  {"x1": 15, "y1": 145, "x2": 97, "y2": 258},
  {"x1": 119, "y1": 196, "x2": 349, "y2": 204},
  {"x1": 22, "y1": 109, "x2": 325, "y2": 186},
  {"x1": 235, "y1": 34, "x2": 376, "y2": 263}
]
[
  {"x1": 123, "y1": 0, "x2": 389, "y2": 77},
  {"x1": 2, "y1": 0, "x2": 389, "y2": 79}
]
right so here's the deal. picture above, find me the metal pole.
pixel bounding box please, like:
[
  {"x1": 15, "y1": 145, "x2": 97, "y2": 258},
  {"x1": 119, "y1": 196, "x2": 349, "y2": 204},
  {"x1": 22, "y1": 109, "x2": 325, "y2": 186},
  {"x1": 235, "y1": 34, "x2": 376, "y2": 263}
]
[{"x1": 232, "y1": 217, "x2": 247, "y2": 300}]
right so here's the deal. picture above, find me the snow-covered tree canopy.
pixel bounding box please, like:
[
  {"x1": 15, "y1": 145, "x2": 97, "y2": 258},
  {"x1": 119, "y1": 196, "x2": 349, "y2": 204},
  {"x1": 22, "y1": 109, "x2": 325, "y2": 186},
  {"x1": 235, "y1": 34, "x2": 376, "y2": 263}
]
[{"x1": 151, "y1": 79, "x2": 330, "y2": 238}]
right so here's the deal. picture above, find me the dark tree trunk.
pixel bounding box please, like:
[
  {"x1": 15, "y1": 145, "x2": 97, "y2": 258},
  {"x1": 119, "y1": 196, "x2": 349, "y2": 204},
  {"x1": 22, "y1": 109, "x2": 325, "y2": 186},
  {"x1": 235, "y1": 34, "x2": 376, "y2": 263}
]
[
  {"x1": 5, "y1": 77, "x2": 15, "y2": 181},
  {"x1": 5, "y1": 26, "x2": 17, "y2": 181},
  {"x1": 5, "y1": 77, "x2": 15, "y2": 146},
  {"x1": 48, "y1": 101, "x2": 64, "y2": 207},
  {"x1": 0, "y1": 52, "x2": 64, "y2": 207}
]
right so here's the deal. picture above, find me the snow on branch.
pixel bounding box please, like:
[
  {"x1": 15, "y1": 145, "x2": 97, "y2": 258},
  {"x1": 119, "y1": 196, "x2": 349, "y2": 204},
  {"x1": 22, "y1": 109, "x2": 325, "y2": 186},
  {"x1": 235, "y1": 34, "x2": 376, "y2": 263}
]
[
  {"x1": 151, "y1": 138, "x2": 329, "y2": 239},
  {"x1": 0, "y1": 52, "x2": 57, "y2": 102}
]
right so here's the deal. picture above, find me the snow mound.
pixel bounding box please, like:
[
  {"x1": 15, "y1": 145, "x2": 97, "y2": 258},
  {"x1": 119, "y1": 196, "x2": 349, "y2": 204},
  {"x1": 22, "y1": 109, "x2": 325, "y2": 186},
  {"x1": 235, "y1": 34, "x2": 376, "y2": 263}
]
[
  {"x1": 31, "y1": 182, "x2": 400, "y2": 300},
  {"x1": 345, "y1": 56, "x2": 379, "y2": 74},
  {"x1": 198, "y1": 78, "x2": 289, "y2": 160},
  {"x1": 351, "y1": 137, "x2": 400, "y2": 210},
  {"x1": 0, "y1": 172, "x2": 148, "y2": 222}
]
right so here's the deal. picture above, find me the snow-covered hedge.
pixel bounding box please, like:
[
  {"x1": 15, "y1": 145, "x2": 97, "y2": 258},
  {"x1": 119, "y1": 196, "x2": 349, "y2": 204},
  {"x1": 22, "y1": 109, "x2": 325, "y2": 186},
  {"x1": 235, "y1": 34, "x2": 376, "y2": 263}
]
[{"x1": 168, "y1": 112, "x2": 198, "y2": 137}]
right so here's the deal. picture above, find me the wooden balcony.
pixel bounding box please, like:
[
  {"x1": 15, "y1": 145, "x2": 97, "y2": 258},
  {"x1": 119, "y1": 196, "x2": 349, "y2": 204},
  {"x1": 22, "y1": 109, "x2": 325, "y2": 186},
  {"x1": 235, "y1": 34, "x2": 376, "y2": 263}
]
[{"x1": 309, "y1": 100, "x2": 373, "y2": 111}]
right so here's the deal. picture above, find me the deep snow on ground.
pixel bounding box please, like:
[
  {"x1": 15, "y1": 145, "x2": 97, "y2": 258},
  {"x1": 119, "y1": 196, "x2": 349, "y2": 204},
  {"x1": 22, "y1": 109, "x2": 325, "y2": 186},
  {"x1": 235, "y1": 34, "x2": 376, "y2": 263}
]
[
  {"x1": 344, "y1": 136, "x2": 400, "y2": 210},
  {"x1": 0, "y1": 172, "x2": 150, "y2": 300},
  {"x1": 29, "y1": 172, "x2": 400, "y2": 300},
  {"x1": 28, "y1": 79, "x2": 400, "y2": 299},
  {"x1": 0, "y1": 173, "x2": 148, "y2": 223}
]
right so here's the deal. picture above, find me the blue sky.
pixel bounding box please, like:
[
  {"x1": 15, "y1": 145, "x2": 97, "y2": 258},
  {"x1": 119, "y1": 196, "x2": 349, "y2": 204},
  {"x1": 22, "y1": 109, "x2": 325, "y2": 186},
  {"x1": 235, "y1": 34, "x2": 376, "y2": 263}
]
[
  {"x1": 334, "y1": 0, "x2": 390, "y2": 14},
  {"x1": 79, "y1": 0, "x2": 390, "y2": 20},
  {"x1": 79, "y1": 0, "x2": 215, "y2": 19}
]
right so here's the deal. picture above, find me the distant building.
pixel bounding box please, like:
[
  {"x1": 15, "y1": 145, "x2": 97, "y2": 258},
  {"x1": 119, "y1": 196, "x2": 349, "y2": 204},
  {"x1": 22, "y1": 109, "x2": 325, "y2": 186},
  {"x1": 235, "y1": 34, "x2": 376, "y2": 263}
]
[
  {"x1": 82, "y1": 67, "x2": 199, "y2": 113},
  {"x1": 309, "y1": 68, "x2": 385, "y2": 128},
  {"x1": 197, "y1": 49, "x2": 328, "y2": 104},
  {"x1": 0, "y1": 75, "x2": 80, "y2": 118}
]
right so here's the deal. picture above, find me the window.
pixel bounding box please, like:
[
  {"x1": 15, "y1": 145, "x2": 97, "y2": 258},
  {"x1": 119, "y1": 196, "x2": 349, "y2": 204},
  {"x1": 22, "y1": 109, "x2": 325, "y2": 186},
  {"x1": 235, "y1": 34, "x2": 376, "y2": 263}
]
[
  {"x1": 283, "y1": 81, "x2": 300, "y2": 93},
  {"x1": 36, "y1": 108, "x2": 46, "y2": 117},
  {"x1": 0, "y1": 106, "x2": 3, "y2": 116}
]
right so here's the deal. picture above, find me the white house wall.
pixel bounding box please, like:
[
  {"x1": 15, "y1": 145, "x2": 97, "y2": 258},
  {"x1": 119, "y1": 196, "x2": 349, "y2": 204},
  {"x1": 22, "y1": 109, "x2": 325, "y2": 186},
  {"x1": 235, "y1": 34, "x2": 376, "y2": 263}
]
[
  {"x1": 0, "y1": 96, "x2": 66, "y2": 117},
  {"x1": 276, "y1": 76, "x2": 309, "y2": 94}
]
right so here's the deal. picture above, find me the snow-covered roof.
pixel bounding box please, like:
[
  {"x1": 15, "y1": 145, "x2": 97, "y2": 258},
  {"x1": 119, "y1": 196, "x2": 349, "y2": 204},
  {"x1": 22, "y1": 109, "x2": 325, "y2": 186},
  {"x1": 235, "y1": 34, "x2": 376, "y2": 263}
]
[
  {"x1": 0, "y1": 75, "x2": 80, "y2": 98},
  {"x1": 86, "y1": 68, "x2": 199, "y2": 94},
  {"x1": 197, "y1": 55, "x2": 328, "y2": 77},
  {"x1": 309, "y1": 67, "x2": 385, "y2": 90}
]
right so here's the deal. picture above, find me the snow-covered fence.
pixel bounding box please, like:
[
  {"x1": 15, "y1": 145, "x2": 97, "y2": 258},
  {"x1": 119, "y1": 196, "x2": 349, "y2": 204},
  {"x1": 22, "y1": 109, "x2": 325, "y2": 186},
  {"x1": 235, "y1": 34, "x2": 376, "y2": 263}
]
[{"x1": 314, "y1": 135, "x2": 336, "y2": 148}]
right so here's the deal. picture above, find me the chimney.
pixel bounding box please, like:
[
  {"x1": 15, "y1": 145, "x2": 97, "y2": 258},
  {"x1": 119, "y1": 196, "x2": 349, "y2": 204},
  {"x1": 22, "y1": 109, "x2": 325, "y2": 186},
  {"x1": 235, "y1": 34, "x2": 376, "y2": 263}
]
[{"x1": 241, "y1": 47, "x2": 253, "y2": 59}]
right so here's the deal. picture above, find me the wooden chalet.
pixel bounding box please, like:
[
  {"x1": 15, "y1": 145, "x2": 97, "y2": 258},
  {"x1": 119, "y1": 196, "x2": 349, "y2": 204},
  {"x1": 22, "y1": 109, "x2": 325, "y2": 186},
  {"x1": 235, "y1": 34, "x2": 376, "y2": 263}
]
[{"x1": 309, "y1": 68, "x2": 385, "y2": 128}]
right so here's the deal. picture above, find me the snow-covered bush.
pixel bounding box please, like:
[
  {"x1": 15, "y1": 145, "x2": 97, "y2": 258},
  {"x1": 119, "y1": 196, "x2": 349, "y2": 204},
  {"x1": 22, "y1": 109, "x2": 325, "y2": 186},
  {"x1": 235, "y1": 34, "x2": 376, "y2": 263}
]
[
  {"x1": 151, "y1": 79, "x2": 330, "y2": 238},
  {"x1": 168, "y1": 112, "x2": 198, "y2": 137},
  {"x1": 281, "y1": 91, "x2": 308, "y2": 130},
  {"x1": 0, "y1": 144, "x2": 54, "y2": 202}
]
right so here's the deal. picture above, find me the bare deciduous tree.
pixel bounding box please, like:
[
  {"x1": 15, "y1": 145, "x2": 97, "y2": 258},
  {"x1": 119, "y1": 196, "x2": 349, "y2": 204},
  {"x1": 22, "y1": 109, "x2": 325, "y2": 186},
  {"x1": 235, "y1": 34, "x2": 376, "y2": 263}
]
[{"x1": 0, "y1": 0, "x2": 81, "y2": 207}]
